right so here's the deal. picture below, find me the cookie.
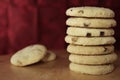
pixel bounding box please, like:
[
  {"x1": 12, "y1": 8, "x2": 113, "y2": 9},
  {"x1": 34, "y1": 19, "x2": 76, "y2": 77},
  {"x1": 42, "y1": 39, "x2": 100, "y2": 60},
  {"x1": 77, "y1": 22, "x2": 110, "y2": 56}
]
[
  {"x1": 10, "y1": 44, "x2": 47, "y2": 66},
  {"x1": 42, "y1": 50, "x2": 56, "y2": 62},
  {"x1": 65, "y1": 35, "x2": 116, "y2": 45},
  {"x1": 69, "y1": 63, "x2": 114, "y2": 75},
  {"x1": 67, "y1": 44, "x2": 114, "y2": 55},
  {"x1": 69, "y1": 53, "x2": 117, "y2": 65},
  {"x1": 66, "y1": 18, "x2": 116, "y2": 28},
  {"x1": 66, "y1": 27, "x2": 114, "y2": 37},
  {"x1": 66, "y1": 7, "x2": 115, "y2": 18}
]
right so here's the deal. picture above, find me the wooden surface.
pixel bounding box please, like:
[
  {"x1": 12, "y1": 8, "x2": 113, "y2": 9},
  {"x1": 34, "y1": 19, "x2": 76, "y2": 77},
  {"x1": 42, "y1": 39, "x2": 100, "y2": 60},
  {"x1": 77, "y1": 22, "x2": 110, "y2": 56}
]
[{"x1": 0, "y1": 50, "x2": 120, "y2": 80}]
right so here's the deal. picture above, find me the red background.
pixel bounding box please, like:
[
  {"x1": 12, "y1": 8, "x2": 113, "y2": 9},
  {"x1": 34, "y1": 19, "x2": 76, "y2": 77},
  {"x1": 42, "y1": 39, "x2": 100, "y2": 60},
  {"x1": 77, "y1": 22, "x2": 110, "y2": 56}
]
[{"x1": 0, "y1": 0, "x2": 120, "y2": 54}]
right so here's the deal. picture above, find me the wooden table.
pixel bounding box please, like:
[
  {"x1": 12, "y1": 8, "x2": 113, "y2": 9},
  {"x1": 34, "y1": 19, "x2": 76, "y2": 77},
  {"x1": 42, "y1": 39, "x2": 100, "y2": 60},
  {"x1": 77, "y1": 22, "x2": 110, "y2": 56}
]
[{"x1": 0, "y1": 50, "x2": 120, "y2": 80}]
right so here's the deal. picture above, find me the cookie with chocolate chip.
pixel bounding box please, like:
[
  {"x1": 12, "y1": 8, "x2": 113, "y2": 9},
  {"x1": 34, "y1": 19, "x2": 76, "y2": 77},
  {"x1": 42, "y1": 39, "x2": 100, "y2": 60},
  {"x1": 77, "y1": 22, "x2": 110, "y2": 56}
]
[
  {"x1": 66, "y1": 7, "x2": 115, "y2": 18},
  {"x1": 67, "y1": 44, "x2": 114, "y2": 55},
  {"x1": 65, "y1": 35, "x2": 116, "y2": 45},
  {"x1": 10, "y1": 44, "x2": 47, "y2": 66},
  {"x1": 66, "y1": 18, "x2": 116, "y2": 28},
  {"x1": 66, "y1": 27, "x2": 114, "y2": 37}
]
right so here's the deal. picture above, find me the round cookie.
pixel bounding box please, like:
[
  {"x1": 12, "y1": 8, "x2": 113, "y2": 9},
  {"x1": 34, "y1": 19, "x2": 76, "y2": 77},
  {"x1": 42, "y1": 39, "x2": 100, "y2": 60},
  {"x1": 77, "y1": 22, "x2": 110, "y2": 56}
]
[
  {"x1": 65, "y1": 35, "x2": 116, "y2": 45},
  {"x1": 69, "y1": 63, "x2": 114, "y2": 75},
  {"x1": 66, "y1": 7, "x2": 115, "y2": 18},
  {"x1": 69, "y1": 53, "x2": 117, "y2": 65},
  {"x1": 10, "y1": 44, "x2": 47, "y2": 66},
  {"x1": 66, "y1": 27, "x2": 115, "y2": 37},
  {"x1": 42, "y1": 50, "x2": 56, "y2": 62},
  {"x1": 67, "y1": 44, "x2": 114, "y2": 55},
  {"x1": 66, "y1": 18, "x2": 116, "y2": 28}
]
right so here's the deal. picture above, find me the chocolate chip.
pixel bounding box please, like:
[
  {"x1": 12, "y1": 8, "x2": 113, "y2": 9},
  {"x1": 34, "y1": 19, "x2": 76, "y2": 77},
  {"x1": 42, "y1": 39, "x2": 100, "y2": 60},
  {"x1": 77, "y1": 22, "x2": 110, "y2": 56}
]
[
  {"x1": 70, "y1": 9, "x2": 73, "y2": 11},
  {"x1": 111, "y1": 24, "x2": 114, "y2": 27},
  {"x1": 83, "y1": 23, "x2": 90, "y2": 27},
  {"x1": 100, "y1": 12, "x2": 103, "y2": 15},
  {"x1": 100, "y1": 31, "x2": 104, "y2": 36},
  {"x1": 86, "y1": 33, "x2": 91, "y2": 37},
  {"x1": 78, "y1": 10, "x2": 84, "y2": 14},
  {"x1": 110, "y1": 13, "x2": 114, "y2": 17},
  {"x1": 71, "y1": 37, "x2": 78, "y2": 42},
  {"x1": 104, "y1": 47, "x2": 107, "y2": 52}
]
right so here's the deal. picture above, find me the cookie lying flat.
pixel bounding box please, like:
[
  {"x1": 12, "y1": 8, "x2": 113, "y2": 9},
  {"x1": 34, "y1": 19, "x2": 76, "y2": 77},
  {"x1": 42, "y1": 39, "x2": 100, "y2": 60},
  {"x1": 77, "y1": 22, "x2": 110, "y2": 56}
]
[
  {"x1": 66, "y1": 18, "x2": 116, "y2": 28},
  {"x1": 66, "y1": 7, "x2": 114, "y2": 18},
  {"x1": 42, "y1": 50, "x2": 56, "y2": 62},
  {"x1": 67, "y1": 27, "x2": 114, "y2": 37},
  {"x1": 65, "y1": 35, "x2": 116, "y2": 45},
  {"x1": 10, "y1": 44, "x2": 47, "y2": 66},
  {"x1": 67, "y1": 44, "x2": 114, "y2": 55},
  {"x1": 69, "y1": 63, "x2": 114, "y2": 75},
  {"x1": 69, "y1": 53, "x2": 117, "y2": 65}
]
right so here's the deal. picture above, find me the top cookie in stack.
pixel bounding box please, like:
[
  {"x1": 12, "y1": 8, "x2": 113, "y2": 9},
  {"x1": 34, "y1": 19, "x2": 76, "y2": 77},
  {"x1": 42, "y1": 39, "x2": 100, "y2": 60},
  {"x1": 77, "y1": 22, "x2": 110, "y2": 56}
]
[{"x1": 66, "y1": 6, "x2": 115, "y2": 18}]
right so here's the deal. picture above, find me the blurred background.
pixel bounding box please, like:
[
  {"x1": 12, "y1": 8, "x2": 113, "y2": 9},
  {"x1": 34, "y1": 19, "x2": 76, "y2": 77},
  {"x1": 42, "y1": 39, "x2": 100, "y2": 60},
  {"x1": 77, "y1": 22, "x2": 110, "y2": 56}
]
[{"x1": 0, "y1": 0, "x2": 120, "y2": 54}]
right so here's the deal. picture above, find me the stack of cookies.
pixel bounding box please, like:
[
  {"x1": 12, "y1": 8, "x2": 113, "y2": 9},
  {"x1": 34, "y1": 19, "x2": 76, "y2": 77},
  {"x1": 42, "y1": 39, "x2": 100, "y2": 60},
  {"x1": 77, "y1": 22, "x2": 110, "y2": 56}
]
[{"x1": 65, "y1": 6, "x2": 118, "y2": 75}]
